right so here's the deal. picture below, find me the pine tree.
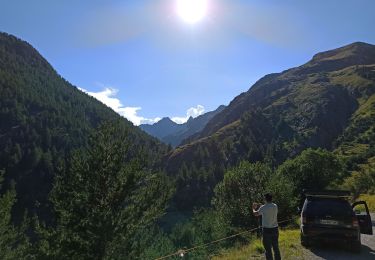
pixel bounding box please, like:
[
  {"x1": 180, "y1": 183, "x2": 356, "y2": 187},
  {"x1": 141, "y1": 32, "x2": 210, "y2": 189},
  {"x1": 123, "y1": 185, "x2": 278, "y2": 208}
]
[
  {"x1": 40, "y1": 122, "x2": 172, "y2": 259},
  {"x1": 0, "y1": 169, "x2": 29, "y2": 259}
]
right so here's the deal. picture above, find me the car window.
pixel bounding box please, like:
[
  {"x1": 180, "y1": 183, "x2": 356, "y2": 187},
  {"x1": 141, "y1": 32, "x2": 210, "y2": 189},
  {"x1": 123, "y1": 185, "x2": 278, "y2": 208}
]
[
  {"x1": 305, "y1": 198, "x2": 353, "y2": 217},
  {"x1": 353, "y1": 204, "x2": 367, "y2": 215}
]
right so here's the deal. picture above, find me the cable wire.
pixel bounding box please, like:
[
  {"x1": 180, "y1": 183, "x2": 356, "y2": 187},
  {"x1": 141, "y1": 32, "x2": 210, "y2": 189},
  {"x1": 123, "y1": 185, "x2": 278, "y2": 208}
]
[{"x1": 154, "y1": 217, "x2": 298, "y2": 260}]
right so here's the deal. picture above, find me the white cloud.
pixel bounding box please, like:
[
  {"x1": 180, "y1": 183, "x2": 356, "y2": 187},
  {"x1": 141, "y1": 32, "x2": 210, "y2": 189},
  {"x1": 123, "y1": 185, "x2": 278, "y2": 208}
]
[
  {"x1": 79, "y1": 86, "x2": 205, "y2": 126},
  {"x1": 172, "y1": 105, "x2": 205, "y2": 124},
  {"x1": 78, "y1": 87, "x2": 160, "y2": 126}
]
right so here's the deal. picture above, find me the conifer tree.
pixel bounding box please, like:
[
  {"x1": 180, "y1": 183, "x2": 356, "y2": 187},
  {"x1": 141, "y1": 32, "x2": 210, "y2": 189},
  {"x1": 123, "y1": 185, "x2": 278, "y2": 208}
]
[
  {"x1": 0, "y1": 170, "x2": 29, "y2": 259},
  {"x1": 41, "y1": 122, "x2": 172, "y2": 259}
]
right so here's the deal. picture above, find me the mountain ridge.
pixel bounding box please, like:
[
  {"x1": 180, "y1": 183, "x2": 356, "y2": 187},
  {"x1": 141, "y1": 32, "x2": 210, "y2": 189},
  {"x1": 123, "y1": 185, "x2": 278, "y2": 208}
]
[
  {"x1": 140, "y1": 105, "x2": 225, "y2": 147},
  {"x1": 165, "y1": 41, "x2": 375, "y2": 209},
  {"x1": 192, "y1": 42, "x2": 375, "y2": 141},
  {"x1": 0, "y1": 32, "x2": 168, "y2": 221}
]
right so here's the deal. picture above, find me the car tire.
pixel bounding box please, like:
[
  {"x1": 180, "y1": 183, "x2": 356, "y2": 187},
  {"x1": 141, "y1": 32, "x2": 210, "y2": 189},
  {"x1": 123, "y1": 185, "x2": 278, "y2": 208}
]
[
  {"x1": 350, "y1": 241, "x2": 361, "y2": 253},
  {"x1": 300, "y1": 233, "x2": 310, "y2": 247}
]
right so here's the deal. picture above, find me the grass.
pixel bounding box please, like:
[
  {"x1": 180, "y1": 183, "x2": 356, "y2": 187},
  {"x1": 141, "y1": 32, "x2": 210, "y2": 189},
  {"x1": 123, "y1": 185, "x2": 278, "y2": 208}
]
[
  {"x1": 353, "y1": 93, "x2": 375, "y2": 119},
  {"x1": 358, "y1": 194, "x2": 375, "y2": 212},
  {"x1": 336, "y1": 143, "x2": 369, "y2": 157},
  {"x1": 212, "y1": 228, "x2": 304, "y2": 260},
  {"x1": 211, "y1": 195, "x2": 375, "y2": 260}
]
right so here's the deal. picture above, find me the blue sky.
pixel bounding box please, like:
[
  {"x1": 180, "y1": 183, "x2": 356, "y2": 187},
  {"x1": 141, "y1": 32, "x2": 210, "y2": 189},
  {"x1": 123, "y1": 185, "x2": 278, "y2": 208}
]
[{"x1": 1, "y1": 0, "x2": 375, "y2": 125}]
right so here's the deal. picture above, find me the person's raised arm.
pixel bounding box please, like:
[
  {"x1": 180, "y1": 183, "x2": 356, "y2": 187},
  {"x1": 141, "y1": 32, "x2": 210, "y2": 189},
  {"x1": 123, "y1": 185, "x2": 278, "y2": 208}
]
[{"x1": 252, "y1": 202, "x2": 261, "y2": 217}]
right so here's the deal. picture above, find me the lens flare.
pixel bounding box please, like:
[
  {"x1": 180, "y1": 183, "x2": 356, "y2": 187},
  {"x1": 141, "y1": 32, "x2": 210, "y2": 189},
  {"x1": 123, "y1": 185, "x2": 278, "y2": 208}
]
[{"x1": 176, "y1": 0, "x2": 208, "y2": 24}]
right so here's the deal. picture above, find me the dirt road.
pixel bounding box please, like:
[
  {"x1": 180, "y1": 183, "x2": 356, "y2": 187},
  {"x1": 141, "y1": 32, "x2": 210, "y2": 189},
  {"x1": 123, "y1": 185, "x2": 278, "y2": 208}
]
[{"x1": 301, "y1": 213, "x2": 375, "y2": 259}]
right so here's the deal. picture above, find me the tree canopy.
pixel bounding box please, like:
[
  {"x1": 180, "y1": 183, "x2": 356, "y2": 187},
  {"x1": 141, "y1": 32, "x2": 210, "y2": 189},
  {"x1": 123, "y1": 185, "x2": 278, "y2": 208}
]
[{"x1": 37, "y1": 123, "x2": 173, "y2": 259}]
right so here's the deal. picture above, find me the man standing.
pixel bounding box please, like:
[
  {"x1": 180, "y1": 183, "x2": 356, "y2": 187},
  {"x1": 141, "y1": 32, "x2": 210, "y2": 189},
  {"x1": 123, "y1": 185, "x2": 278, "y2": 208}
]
[{"x1": 252, "y1": 193, "x2": 281, "y2": 260}]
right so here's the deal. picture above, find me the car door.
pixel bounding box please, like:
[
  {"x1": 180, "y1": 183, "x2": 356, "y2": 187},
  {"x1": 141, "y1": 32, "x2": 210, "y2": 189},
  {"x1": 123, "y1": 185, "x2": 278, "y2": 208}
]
[{"x1": 352, "y1": 201, "x2": 373, "y2": 235}]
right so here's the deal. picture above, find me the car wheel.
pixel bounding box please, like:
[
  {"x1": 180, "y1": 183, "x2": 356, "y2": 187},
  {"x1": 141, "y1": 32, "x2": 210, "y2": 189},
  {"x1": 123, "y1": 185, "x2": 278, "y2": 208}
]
[
  {"x1": 300, "y1": 233, "x2": 310, "y2": 247},
  {"x1": 350, "y1": 241, "x2": 361, "y2": 253}
]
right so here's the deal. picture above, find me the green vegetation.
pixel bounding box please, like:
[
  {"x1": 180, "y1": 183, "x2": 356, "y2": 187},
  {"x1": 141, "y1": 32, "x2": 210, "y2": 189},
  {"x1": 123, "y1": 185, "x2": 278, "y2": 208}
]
[
  {"x1": 0, "y1": 170, "x2": 29, "y2": 259},
  {"x1": 358, "y1": 194, "x2": 375, "y2": 212},
  {"x1": 1, "y1": 33, "x2": 374, "y2": 259},
  {"x1": 214, "y1": 196, "x2": 375, "y2": 260},
  {"x1": 0, "y1": 32, "x2": 168, "y2": 224},
  {"x1": 342, "y1": 167, "x2": 375, "y2": 197},
  {"x1": 166, "y1": 43, "x2": 375, "y2": 211},
  {"x1": 0, "y1": 32, "x2": 170, "y2": 259},
  {"x1": 35, "y1": 123, "x2": 173, "y2": 259},
  {"x1": 213, "y1": 162, "x2": 272, "y2": 228},
  {"x1": 212, "y1": 228, "x2": 304, "y2": 260},
  {"x1": 213, "y1": 162, "x2": 296, "y2": 228},
  {"x1": 277, "y1": 148, "x2": 344, "y2": 196},
  {"x1": 149, "y1": 151, "x2": 341, "y2": 259},
  {"x1": 140, "y1": 105, "x2": 226, "y2": 147}
]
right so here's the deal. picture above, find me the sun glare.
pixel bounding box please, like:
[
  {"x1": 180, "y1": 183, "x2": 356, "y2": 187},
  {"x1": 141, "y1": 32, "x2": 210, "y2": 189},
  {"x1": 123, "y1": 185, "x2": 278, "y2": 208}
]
[{"x1": 176, "y1": 0, "x2": 208, "y2": 24}]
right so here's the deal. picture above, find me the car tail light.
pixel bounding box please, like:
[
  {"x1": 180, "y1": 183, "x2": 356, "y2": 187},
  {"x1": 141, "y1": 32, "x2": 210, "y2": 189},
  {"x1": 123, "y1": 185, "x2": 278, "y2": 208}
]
[{"x1": 352, "y1": 217, "x2": 359, "y2": 228}]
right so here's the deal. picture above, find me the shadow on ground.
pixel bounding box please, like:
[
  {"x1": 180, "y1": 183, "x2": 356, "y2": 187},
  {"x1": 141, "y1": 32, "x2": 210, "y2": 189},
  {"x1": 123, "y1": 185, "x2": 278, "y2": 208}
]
[{"x1": 307, "y1": 241, "x2": 375, "y2": 260}]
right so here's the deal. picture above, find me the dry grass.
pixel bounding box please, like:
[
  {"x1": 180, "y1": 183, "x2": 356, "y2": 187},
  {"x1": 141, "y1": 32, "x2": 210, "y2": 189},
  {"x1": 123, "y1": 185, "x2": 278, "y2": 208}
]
[{"x1": 212, "y1": 228, "x2": 304, "y2": 260}]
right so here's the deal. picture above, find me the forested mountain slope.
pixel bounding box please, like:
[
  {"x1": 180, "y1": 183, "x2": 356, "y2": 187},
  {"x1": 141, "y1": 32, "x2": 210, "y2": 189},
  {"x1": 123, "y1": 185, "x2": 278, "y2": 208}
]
[
  {"x1": 0, "y1": 32, "x2": 168, "y2": 221},
  {"x1": 141, "y1": 117, "x2": 181, "y2": 142},
  {"x1": 165, "y1": 42, "x2": 375, "y2": 210},
  {"x1": 196, "y1": 42, "x2": 375, "y2": 140}
]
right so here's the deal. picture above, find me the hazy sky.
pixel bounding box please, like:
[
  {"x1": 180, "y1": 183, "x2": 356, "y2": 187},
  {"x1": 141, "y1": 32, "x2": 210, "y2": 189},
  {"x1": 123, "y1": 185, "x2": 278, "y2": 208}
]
[{"x1": 1, "y1": 0, "x2": 375, "y2": 125}]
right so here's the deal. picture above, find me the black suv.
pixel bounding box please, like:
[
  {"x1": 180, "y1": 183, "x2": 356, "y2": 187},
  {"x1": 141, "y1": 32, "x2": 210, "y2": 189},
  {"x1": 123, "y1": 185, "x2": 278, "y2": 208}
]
[{"x1": 300, "y1": 190, "x2": 373, "y2": 252}]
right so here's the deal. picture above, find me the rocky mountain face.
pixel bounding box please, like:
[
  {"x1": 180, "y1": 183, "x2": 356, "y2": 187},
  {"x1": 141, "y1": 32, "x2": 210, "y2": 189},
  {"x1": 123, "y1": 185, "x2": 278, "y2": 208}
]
[
  {"x1": 140, "y1": 105, "x2": 225, "y2": 147},
  {"x1": 165, "y1": 42, "x2": 375, "y2": 210}
]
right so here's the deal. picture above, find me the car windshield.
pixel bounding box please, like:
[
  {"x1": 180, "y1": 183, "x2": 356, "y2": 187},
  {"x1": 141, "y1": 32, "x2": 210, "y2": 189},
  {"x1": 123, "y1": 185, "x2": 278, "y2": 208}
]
[{"x1": 305, "y1": 198, "x2": 353, "y2": 217}]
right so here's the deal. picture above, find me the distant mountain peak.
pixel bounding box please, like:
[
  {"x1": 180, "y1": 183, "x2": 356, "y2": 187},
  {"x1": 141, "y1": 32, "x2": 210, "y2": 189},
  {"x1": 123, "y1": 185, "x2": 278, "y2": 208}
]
[
  {"x1": 165, "y1": 42, "x2": 375, "y2": 210},
  {"x1": 311, "y1": 42, "x2": 375, "y2": 63},
  {"x1": 139, "y1": 105, "x2": 226, "y2": 147},
  {"x1": 189, "y1": 41, "x2": 375, "y2": 143},
  {"x1": 158, "y1": 117, "x2": 175, "y2": 124}
]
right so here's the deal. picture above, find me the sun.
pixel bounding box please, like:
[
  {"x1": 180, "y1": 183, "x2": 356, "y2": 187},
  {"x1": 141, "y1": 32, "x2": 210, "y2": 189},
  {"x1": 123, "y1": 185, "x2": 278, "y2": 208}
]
[{"x1": 176, "y1": 0, "x2": 208, "y2": 24}]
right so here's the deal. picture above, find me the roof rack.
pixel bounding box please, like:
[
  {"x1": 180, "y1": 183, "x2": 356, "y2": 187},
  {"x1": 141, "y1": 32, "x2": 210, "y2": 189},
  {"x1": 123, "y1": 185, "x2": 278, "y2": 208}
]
[{"x1": 303, "y1": 190, "x2": 351, "y2": 198}]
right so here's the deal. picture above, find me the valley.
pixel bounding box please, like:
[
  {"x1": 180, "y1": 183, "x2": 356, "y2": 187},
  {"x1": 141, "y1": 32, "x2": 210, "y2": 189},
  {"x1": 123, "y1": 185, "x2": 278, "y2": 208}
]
[{"x1": 0, "y1": 32, "x2": 374, "y2": 259}]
